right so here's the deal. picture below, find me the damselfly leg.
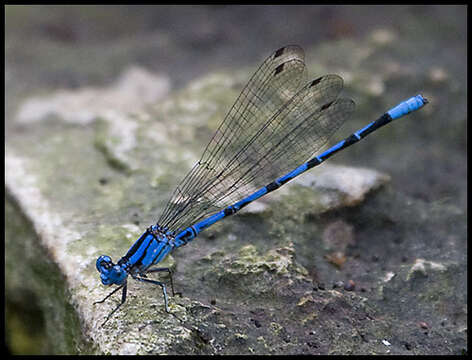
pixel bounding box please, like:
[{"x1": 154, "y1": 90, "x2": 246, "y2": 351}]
[{"x1": 94, "y1": 281, "x2": 128, "y2": 326}]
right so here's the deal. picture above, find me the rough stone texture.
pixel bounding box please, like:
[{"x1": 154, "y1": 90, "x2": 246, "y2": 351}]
[
  {"x1": 6, "y1": 6, "x2": 466, "y2": 355},
  {"x1": 6, "y1": 67, "x2": 393, "y2": 354}
]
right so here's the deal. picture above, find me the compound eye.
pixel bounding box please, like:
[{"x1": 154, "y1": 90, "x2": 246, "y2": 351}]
[{"x1": 96, "y1": 255, "x2": 113, "y2": 272}]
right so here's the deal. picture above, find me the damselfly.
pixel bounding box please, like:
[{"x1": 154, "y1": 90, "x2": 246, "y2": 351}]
[{"x1": 95, "y1": 45, "x2": 428, "y2": 325}]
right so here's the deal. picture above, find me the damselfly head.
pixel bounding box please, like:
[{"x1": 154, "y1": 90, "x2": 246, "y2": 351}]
[{"x1": 96, "y1": 255, "x2": 127, "y2": 285}]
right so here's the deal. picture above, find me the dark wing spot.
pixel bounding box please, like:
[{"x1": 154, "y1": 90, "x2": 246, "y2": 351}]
[
  {"x1": 274, "y1": 63, "x2": 284, "y2": 75},
  {"x1": 321, "y1": 101, "x2": 334, "y2": 111},
  {"x1": 274, "y1": 47, "x2": 285, "y2": 58},
  {"x1": 310, "y1": 76, "x2": 323, "y2": 87}
]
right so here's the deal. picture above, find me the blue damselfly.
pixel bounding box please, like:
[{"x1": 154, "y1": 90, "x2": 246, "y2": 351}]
[{"x1": 95, "y1": 45, "x2": 427, "y2": 325}]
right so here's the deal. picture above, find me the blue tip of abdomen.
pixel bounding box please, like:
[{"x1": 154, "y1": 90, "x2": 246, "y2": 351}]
[{"x1": 387, "y1": 94, "x2": 428, "y2": 120}]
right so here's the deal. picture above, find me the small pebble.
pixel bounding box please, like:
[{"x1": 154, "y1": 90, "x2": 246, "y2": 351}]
[
  {"x1": 419, "y1": 321, "x2": 429, "y2": 329},
  {"x1": 333, "y1": 281, "x2": 344, "y2": 289},
  {"x1": 344, "y1": 279, "x2": 356, "y2": 291}
]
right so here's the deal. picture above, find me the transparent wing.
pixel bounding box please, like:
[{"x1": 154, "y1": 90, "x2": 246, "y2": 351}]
[
  {"x1": 158, "y1": 47, "x2": 355, "y2": 234},
  {"x1": 158, "y1": 45, "x2": 306, "y2": 227}
]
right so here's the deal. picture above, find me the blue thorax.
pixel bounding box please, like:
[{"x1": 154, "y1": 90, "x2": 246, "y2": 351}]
[{"x1": 96, "y1": 225, "x2": 174, "y2": 286}]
